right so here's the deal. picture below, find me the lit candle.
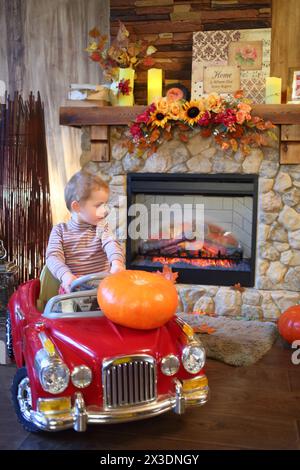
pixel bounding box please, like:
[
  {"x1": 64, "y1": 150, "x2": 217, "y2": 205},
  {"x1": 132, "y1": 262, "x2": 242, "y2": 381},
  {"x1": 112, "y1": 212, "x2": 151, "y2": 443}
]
[
  {"x1": 265, "y1": 77, "x2": 282, "y2": 104},
  {"x1": 118, "y1": 67, "x2": 135, "y2": 106},
  {"x1": 147, "y1": 68, "x2": 163, "y2": 105}
]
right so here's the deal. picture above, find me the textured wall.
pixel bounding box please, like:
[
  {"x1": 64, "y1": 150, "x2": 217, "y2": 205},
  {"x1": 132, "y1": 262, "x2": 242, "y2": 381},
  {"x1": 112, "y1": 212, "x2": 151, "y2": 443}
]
[{"x1": 0, "y1": 0, "x2": 110, "y2": 223}]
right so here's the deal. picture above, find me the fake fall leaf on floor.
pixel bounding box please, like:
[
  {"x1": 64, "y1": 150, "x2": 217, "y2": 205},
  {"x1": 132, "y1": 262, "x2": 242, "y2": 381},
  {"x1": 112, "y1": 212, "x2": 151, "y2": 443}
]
[{"x1": 192, "y1": 324, "x2": 216, "y2": 335}]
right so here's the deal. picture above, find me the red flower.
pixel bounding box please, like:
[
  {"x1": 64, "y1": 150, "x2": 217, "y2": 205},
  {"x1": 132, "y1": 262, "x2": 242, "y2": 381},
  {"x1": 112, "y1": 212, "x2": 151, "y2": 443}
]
[
  {"x1": 136, "y1": 111, "x2": 151, "y2": 124},
  {"x1": 118, "y1": 78, "x2": 132, "y2": 96},
  {"x1": 136, "y1": 104, "x2": 156, "y2": 124},
  {"x1": 130, "y1": 123, "x2": 143, "y2": 139},
  {"x1": 198, "y1": 111, "x2": 211, "y2": 127},
  {"x1": 214, "y1": 108, "x2": 237, "y2": 128}
]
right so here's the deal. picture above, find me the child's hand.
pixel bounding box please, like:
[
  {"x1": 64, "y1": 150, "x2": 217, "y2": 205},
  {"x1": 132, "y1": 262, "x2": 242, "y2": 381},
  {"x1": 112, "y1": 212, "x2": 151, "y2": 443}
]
[
  {"x1": 110, "y1": 260, "x2": 125, "y2": 274},
  {"x1": 61, "y1": 272, "x2": 77, "y2": 293}
]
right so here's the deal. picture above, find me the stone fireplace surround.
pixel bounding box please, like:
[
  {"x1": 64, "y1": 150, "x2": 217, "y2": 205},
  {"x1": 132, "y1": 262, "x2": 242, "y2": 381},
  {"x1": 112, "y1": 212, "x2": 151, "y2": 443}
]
[{"x1": 80, "y1": 125, "x2": 300, "y2": 321}]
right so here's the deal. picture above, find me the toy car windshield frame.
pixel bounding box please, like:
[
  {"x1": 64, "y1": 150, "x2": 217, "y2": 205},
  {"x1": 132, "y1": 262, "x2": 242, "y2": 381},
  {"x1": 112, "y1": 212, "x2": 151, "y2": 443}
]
[{"x1": 42, "y1": 289, "x2": 105, "y2": 319}]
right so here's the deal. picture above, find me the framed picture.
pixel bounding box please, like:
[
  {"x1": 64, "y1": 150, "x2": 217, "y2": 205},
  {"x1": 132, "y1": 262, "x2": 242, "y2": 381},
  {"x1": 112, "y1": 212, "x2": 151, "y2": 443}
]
[
  {"x1": 292, "y1": 72, "x2": 300, "y2": 100},
  {"x1": 192, "y1": 28, "x2": 271, "y2": 103},
  {"x1": 287, "y1": 68, "x2": 300, "y2": 102}
]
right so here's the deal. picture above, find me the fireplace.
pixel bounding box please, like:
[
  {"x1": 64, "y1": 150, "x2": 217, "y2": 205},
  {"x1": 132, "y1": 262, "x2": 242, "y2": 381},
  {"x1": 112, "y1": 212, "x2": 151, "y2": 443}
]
[{"x1": 126, "y1": 173, "x2": 258, "y2": 286}]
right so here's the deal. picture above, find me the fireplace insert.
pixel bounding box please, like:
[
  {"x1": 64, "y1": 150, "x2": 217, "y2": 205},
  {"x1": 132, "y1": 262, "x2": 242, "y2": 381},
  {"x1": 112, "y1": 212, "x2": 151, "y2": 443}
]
[{"x1": 126, "y1": 173, "x2": 258, "y2": 286}]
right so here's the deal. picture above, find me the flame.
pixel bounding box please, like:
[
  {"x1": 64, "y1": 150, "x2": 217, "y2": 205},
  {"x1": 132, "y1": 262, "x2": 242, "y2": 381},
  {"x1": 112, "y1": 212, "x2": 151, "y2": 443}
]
[{"x1": 152, "y1": 256, "x2": 235, "y2": 268}]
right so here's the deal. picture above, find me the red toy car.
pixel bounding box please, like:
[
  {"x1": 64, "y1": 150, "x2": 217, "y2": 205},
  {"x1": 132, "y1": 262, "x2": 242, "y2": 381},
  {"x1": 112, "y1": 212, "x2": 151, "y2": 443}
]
[{"x1": 6, "y1": 272, "x2": 209, "y2": 432}]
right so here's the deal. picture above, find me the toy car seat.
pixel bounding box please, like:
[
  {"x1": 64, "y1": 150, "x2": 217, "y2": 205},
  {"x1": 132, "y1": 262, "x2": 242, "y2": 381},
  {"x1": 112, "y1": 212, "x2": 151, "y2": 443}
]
[{"x1": 36, "y1": 265, "x2": 60, "y2": 311}]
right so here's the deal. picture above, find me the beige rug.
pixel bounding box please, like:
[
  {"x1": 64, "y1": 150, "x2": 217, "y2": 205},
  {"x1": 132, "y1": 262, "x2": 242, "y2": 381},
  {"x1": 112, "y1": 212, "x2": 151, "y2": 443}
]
[{"x1": 178, "y1": 313, "x2": 279, "y2": 366}]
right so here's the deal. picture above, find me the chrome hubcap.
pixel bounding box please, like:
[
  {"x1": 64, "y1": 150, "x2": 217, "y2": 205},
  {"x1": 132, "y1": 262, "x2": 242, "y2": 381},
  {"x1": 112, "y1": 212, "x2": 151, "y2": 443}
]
[{"x1": 17, "y1": 377, "x2": 33, "y2": 421}]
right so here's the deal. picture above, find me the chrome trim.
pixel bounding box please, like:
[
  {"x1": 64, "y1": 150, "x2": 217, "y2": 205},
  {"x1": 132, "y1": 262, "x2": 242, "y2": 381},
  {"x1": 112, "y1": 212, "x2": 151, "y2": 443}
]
[
  {"x1": 73, "y1": 392, "x2": 87, "y2": 432},
  {"x1": 71, "y1": 365, "x2": 93, "y2": 389},
  {"x1": 161, "y1": 354, "x2": 180, "y2": 376},
  {"x1": 44, "y1": 310, "x2": 105, "y2": 320},
  {"x1": 102, "y1": 355, "x2": 157, "y2": 409},
  {"x1": 34, "y1": 349, "x2": 70, "y2": 394},
  {"x1": 182, "y1": 344, "x2": 206, "y2": 375},
  {"x1": 29, "y1": 381, "x2": 209, "y2": 432},
  {"x1": 43, "y1": 289, "x2": 103, "y2": 319},
  {"x1": 17, "y1": 377, "x2": 33, "y2": 422},
  {"x1": 16, "y1": 306, "x2": 25, "y2": 321},
  {"x1": 70, "y1": 272, "x2": 110, "y2": 292}
]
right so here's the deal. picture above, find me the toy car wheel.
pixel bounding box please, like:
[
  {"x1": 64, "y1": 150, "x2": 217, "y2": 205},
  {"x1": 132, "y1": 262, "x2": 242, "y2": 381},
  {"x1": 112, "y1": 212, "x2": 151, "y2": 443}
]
[
  {"x1": 5, "y1": 310, "x2": 14, "y2": 359},
  {"x1": 11, "y1": 367, "x2": 40, "y2": 433}
]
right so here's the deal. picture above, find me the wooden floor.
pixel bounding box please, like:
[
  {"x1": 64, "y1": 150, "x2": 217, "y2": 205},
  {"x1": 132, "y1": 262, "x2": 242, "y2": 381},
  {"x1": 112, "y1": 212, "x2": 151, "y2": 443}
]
[{"x1": 0, "y1": 326, "x2": 299, "y2": 450}]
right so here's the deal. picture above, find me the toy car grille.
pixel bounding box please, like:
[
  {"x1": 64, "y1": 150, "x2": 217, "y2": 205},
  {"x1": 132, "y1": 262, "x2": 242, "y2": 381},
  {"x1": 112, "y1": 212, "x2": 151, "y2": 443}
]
[{"x1": 103, "y1": 356, "x2": 156, "y2": 408}]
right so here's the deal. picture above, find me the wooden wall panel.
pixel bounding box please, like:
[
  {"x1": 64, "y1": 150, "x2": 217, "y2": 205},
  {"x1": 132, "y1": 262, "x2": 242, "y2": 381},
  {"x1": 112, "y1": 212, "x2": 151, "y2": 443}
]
[
  {"x1": 271, "y1": 0, "x2": 300, "y2": 100},
  {"x1": 110, "y1": 0, "x2": 272, "y2": 104}
]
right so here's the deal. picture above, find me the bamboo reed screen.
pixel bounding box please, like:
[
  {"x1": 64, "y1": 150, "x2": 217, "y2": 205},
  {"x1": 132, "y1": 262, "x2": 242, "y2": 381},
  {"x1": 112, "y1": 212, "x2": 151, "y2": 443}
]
[{"x1": 0, "y1": 92, "x2": 52, "y2": 283}]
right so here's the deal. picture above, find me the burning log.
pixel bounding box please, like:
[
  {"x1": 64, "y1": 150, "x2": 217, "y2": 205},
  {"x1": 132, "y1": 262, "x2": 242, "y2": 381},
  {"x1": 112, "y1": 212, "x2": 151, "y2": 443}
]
[
  {"x1": 138, "y1": 234, "x2": 195, "y2": 256},
  {"x1": 138, "y1": 222, "x2": 243, "y2": 260}
]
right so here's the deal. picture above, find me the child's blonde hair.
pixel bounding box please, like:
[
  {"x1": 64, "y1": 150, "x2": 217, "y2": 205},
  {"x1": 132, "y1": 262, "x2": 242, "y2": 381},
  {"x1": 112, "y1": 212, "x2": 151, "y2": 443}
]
[{"x1": 64, "y1": 170, "x2": 109, "y2": 211}]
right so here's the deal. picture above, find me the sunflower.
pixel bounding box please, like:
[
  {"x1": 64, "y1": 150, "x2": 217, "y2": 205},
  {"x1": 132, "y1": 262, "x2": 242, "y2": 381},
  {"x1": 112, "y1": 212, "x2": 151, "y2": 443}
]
[
  {"x1": 182, "y1": 100, "x2": 205, "y2": 125},
  {"x1": 149, "y1": 109, "x2": 169, "y2": 128}
]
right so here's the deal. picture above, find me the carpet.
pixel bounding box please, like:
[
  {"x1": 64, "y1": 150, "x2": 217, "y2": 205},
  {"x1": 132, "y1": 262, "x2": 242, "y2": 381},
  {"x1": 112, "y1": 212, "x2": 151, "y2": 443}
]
[{"x1": 178, "y1": 313, "x2": 279, "y2": 367}]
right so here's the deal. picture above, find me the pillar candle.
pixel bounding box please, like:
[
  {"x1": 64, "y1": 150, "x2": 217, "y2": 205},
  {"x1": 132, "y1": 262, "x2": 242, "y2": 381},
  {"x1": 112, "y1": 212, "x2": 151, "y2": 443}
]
[
  {"x1": 147, "y1": 68, "x2": 163, "y2": 105},
  {"x1": 265, "y1": 77, "x2": 282, "y2": 104},
  {"x1": 118, "y1": 67, "x2": 135, "y2": 106}
]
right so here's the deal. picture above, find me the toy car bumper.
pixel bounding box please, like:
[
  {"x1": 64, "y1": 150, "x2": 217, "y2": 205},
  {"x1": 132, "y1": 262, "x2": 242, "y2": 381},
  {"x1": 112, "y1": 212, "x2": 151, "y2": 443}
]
[{"x1": 30, "y1": 379, "x2": 209, "y2": 432}]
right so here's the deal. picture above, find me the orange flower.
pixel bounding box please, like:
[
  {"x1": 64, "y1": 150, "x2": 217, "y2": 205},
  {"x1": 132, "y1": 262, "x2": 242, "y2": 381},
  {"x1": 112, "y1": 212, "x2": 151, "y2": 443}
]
[
  {"x1": 205, "y1": 93, "x2": 224, "y2": 113},
  {"x1": 237, "y1": 102, "x2": 252, "y2": 114},
  {"x1": 236, "y1": 110, "x2": 246, "y2": 124},
  {"x1": 155, "y1": 97, "x2": 169, "y2": 114},
  {"x1": 169, "y1": 101, "x2": 182, "y2": 120}
]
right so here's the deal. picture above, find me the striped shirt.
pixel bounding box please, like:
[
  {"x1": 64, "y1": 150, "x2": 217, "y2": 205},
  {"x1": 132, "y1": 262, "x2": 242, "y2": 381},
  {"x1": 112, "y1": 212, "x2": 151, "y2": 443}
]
[{"x1": 46, "y1": 218, "x2": 124, "y2": 281}]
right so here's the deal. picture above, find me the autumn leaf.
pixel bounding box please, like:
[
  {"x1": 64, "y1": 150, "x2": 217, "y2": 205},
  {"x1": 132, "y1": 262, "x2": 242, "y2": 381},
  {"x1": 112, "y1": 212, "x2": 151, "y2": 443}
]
[
  {"x1": 234, "y1": 90, "x2": 244, "y2": 99},
  {"x1": 146, "y1": 45, "x2": 157, "y2": 56},
  {"x1": 142, "y1": 56, "x2": 156, "y2": 68},
  {"x1": 231, "y1": 282, "x2": 245, "y2": 293},
  {"x1": 201, "y1": 128, "x2": 212, "y2": 138},
  {"x1": 163, "y1": 130, "x2": 172, "y2": 141},
  {"x1": 89, "y1": 27, "x2": 101, "y2": 38},
  {"x1": 179, "y1": 133, "x2": 188, "y2": 143},
  {"x1": 178, "y1": 123, "x2": 190, "y2": 132},
  {"x1": 156, "y1": 264, "x2": 178, "y2": 283},
  {"x1": 150, "y1": 143, "x2": 158, "y2": 153},
  {"x1": 193, "y1": 324, "x2": 216, "y2": 334},
  {"x1": 149, "y1": 128, "x2": 160, "y2": 142},
  {"x1": 230, "y1": 138, "x2": 238, "y2": 152}
]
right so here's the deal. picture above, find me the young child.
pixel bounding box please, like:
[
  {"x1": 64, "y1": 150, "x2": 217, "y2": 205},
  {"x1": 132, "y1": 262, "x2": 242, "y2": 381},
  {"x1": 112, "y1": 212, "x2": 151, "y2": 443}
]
[{"x1": 46, "y1": 170, "x2": 125, "y2": 293}]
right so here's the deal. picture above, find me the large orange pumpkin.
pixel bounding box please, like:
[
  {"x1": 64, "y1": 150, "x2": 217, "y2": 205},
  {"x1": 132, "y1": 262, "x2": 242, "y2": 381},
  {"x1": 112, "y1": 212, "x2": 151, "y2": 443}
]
[
  {"x1": 278, "y1": 305, "x2": 300, "y2": 344},
  {"x1": 97, "y1": 270, "x2": 178, "y2": 329}
]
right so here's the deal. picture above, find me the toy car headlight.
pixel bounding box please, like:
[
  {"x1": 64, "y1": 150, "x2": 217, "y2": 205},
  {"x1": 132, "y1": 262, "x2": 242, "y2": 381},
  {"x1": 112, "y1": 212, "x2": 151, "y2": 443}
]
[
  {"x1": 40, "y1": 361, "x2": 70, "y2": 394},
  {"x1": 182, "y1": 343, "x2": 206, "y2": 374},
  {"x1": 71, "y1": 365, "x2": 92, "y2": 388},
  {"x1": 161, "y1": 354, "x2": 180, "y2": 376}
]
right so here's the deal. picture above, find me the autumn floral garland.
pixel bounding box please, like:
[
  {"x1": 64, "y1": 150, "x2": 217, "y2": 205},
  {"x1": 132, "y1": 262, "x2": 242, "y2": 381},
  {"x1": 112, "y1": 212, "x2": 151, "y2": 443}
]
[{"x1": 125, "y1": 91, "x2": 276, "y2": 157}]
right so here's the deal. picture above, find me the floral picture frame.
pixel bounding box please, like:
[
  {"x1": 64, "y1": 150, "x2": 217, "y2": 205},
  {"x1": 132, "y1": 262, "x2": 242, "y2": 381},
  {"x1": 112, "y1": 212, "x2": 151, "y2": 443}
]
[{"x1": 192, "y1": 28, "x2": 271, "y2": 103}]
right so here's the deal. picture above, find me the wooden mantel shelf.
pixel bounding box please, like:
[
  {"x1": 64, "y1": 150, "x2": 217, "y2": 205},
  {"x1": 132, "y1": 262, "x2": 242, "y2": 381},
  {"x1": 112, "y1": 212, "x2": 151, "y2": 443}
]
[
  {"x1": 59, "y1": 104, "x2": 300, "y2": 127},
  {"x1": 59, "y1": 104, "x2": 300, "y2": 164}
]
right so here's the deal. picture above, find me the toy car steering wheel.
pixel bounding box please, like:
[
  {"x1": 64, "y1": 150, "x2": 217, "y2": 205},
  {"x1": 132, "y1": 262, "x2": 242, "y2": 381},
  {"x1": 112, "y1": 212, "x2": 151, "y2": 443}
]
[{"x1": 70, "y1": 272, "x2": 111, "y2": 292}]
